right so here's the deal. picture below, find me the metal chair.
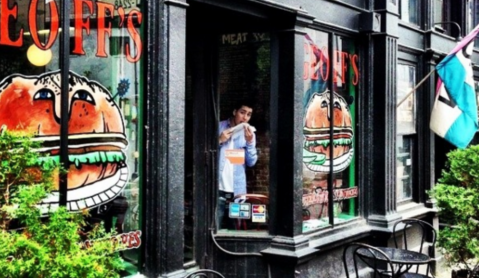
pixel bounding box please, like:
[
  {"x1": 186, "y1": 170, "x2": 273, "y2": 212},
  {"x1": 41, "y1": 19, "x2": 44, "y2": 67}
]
[
  {"x1": 343, "y1": 242, "x2": 397, "y2": 278},
  {"x1": 184, "y1": 269, "x2": 225, "y2": 278},
  {"x1": 400, "y1": 274, "x2": 432, "y2": 278},
  {"x1": 392, "y1": 218, "x2": 437, "y2": 278}
]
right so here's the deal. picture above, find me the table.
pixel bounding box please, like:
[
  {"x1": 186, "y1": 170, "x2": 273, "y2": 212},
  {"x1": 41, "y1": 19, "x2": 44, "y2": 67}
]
[{"x1": 356, "y1": 246, "x2": 431, "y2": 277}]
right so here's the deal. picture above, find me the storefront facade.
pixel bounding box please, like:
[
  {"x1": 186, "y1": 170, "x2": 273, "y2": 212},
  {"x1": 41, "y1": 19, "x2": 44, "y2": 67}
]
[{"x1": 1, "y1": 0, "x2": 477, "y2": 277}]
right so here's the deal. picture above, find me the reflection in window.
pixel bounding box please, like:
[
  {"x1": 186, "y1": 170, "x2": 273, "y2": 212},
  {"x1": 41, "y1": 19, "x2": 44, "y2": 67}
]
[
  {"x1": 472, "y1": 1, "x2": 479, "y2": 44},
  {"x1": 397, "y1": 65, "x2": 416, "y2": 134},
  {"x1": 0, "y1": 0, "x2": 144, "y2": 275},
  {"x1": 397, "y1": 136, "x2": 413, "y2": 200},
  {"x1": 396, "y1": 64, "x2": 416, "y2": 201},
  {"x1": 434, "y1": 0, "x2": 444, "y2": 27},
  {"x1": 48, "y1": 1, "x2": 144, "y2": 275},
  {"x1": 302, "y1": 31, "x2": 358, "y2": 232},
  {"x1": 434, "y1": 0, "x2": 458, "y2": 38},
  {"x1": 401, "y1": 0, "x2": 420, "y2": 26},
  {"x1": 184, "y1": 62, "x2": 194, "y2": 262}
]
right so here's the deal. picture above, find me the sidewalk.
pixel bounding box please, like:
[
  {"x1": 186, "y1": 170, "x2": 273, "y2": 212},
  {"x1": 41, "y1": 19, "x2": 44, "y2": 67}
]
[{"x1": 437, "y1": 269, "x2": 450, "y2": 278}]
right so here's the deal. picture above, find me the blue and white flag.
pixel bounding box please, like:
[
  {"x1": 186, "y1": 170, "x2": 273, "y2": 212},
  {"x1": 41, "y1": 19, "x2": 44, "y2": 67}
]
[{"x1": 430, "y1": 25, "x2": 479, "y2": 149}]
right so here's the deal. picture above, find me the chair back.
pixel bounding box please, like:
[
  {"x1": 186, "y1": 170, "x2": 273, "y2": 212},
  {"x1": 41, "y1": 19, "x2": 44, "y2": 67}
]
[
  {"x1": 233, "y1": 194, "x2": 269, "y2": 205},
  {"x1": 392, "y1": 218, "x2": 437, "y2": 275},
  {"x1": 184, "y1": 269, "x2": 225, "y2": 278},
  {"x1": 343, "y1": 242, "x2": 397, "y2": 278}
]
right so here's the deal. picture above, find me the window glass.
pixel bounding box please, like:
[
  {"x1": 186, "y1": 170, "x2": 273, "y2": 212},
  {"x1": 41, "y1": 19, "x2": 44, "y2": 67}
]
[
  {"x1": 0, "y1": 0, "x2": 144, "y2": 275},
  {"x1": 434, "y1": 0, "x2": 460, "y2": 37},
  {"x1": 469, "y1": 1, "x2": 473, "y2": 32},
  {"x1": 475, "y1": 0, "x2": 479, "y2": 29},
  {"x1": 184, "y1": 61, "x2": 193, "y2": 262},
  {"x1": 401, "y1": 0, "x2": 420, "y2": 26},
  {"x1": 434, "y1": 0, "x2": 444, "y2": 26},
  {"x1": 396, "y1": 64, "x2": 416, "y2": 201},
  {"x1": 397, "y1": 136, "x2": 413, "y2": 200},
  {"x1": 338, "y1": 0, "x2": 365, "y2": 9},
  {"x1": 302, "y1": 31, "x2": 358, "y2": 232},
  {"x1": 216, "y1": 32, "x2": 270, "y2": 233},
  {"x1": 397, "y1": 65, "x2": 416, "y2": 134},
  {"x1": 472, "y1": 1, "x2": 479, "y2": 45}
]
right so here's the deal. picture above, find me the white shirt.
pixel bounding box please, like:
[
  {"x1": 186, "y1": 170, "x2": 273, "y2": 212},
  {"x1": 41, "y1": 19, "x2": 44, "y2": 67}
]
[{"x1": 219, "y1": 138, "x2": 234, "y2": 193}]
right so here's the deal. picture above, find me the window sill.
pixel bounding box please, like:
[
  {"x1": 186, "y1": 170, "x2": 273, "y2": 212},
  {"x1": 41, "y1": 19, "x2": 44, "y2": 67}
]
[
  {"x1": 426, "y1": 28, "x2": 458, "y2": 42},
  {"x1": 214, "y1": 204, "x2": 437, "y2": 261},
  {"x1": 307, "y1": 204, "x2": 436, "y2": 251},
  {"x1": 398, "y1": 21, "x2": 423, "y2": 32},
  {"x1": 397, "y1": 202, "x2": 437, "y2": 219},
  {"x1": 308, "y1": 219, "x2": 371, "y2": 251},
  {"x1": 214, "y1": 230, "x2": 272, "y2": 240}
]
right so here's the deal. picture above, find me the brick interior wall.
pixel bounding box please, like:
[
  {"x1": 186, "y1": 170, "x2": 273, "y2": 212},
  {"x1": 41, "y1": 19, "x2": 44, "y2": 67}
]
[{"x1": 218, "y1": 32, "x2": 270, "y2": 196}]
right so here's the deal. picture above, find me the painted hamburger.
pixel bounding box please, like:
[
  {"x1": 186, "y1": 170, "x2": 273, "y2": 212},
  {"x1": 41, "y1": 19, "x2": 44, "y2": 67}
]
[
  {"x1": 0, "y1": 70, "x2": 128, "y2": 212},
  {"x1": 303, "y1": 90, "x2": 354, "y2": 173}
]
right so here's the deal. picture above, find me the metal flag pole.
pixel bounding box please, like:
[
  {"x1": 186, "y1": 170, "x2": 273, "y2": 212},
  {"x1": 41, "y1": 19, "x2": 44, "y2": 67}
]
[{"x1": 396, "y1": 69, "x2": 435, "y2": 108}]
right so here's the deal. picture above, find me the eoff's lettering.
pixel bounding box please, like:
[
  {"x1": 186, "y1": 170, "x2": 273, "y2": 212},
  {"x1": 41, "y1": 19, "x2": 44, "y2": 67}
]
[{"x1": 1, "y1": 0, "x2": 143, "y2": 62}]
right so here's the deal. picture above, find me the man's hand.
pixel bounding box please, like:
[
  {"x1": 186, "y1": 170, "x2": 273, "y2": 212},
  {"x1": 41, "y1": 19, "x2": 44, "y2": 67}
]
[
  {"x1": 244, "y1": 126, "x2": 253, "y2": 143},
  {"x1": 219, "y1": 129, "x2": 233, "y2": 144}
]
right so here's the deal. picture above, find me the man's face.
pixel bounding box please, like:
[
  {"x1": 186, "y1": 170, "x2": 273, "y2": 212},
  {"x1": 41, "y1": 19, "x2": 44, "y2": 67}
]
[{"x1": 232, "y1": 105, "x2": 253, "y2": 125}]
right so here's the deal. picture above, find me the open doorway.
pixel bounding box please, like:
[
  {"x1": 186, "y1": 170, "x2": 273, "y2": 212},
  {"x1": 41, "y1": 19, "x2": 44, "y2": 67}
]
[{"x1": 184, "y1": 2, "x2": 271, "y2": 264}]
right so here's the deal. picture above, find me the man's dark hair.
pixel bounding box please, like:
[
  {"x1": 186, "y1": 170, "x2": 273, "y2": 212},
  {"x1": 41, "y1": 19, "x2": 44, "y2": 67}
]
[{"x1": 233, "y1": 99, "x2": 255, "y2": 111}]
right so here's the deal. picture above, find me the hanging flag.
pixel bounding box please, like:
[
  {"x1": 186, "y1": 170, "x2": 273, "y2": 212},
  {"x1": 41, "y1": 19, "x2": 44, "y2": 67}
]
[{"x1": 430, "y1": 25, "x2": 479, "y2": 149}]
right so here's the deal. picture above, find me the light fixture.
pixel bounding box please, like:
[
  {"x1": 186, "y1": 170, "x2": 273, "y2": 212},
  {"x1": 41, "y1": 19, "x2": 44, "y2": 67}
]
[
  {"x1": 27, "y1": 44, "x2": 52, "y2": 67},
  {"x1": 433, "y1": 21, "x2": 462, "y2": 41}
]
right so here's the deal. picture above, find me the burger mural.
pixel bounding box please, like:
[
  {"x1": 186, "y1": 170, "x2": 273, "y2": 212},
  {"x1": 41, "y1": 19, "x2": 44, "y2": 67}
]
[
  {"x1": 303, "y1": 91, "x2": 354, "y2": 173},
  {"x1": 303, "y1": 34, "x2": 354, "y2": 174},
  {"x1": 302, "y1": 32, "x2": 359, "y2": 229},
  {"x1": 0, "y1": 70, "x2": 128, "y2": 212}
]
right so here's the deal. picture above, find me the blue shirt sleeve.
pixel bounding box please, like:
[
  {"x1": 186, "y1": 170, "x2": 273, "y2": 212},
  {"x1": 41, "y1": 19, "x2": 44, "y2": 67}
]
[{"x1": 245, "y1": 133, "x2": 258, "y2": 167}]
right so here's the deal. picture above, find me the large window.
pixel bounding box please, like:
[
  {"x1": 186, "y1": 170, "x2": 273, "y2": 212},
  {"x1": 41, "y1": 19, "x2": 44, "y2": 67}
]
[
  {"x1": 434, "y1": 0, "x2": 445, "y2": 27},
  {"x1": 400, "y1": 0, "x2": 421, "y2": 26},
  {"x1": 472, "y1": 0, "x2": 479, "y2": 29},
  {"x1": 397, "y1": 64, "x2": 416, "y2": 201},
  {"x1": 435, "y1": 0, "x2": 461, "y2": 38},
  {"x1": 0, "y1": 0, "x2": 144, "y2": 275},
  {"x1": 302, "y1": 31, "x2": 359, "y2": 232},
  {"x1": 471, "y1": 0, "x2": 479, "y2": 43},
  {"x1": 215, "y1": 31, "x2": 270, "y2": 233}
]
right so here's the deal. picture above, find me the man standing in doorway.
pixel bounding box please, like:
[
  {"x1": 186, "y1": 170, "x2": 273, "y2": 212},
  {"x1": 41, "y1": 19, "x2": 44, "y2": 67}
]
[{"x1": 217, "y1": 100, "x2": 258, "y2": 230}]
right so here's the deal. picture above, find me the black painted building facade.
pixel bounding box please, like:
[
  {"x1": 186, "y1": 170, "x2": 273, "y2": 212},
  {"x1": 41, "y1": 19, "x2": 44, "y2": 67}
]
[{"x1": 137, "y1": 0, "x2": 479, "y2": 277}]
